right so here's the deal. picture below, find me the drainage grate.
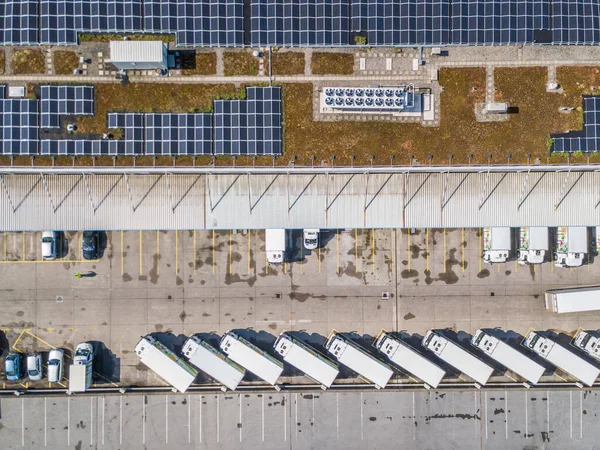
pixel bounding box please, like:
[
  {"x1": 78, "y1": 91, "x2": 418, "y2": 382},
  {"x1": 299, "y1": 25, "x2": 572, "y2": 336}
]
[
  {"x1": 56, "y1": 295, "x2": 64, "y2": 302},
  {"x1": 381, "y1": 292, "x2": 390, "y2": 300}
]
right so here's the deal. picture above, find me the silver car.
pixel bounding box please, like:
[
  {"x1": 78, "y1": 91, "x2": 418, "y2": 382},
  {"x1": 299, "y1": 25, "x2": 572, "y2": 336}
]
[
  {"x1": 27, "y1": 353, "x2": 43, "y2": 381},
  {"x1": 47, "y1": 349, "x2": 64, "y2": 383}
]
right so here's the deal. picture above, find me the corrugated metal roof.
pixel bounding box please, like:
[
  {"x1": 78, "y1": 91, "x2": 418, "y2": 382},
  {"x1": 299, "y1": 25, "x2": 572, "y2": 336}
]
[
  {"x1": 1, "y1": 171, "x2": 600, "y2": 231},
  {"x1": 109, "y1": 40, "x2": 165, "y2": 63}
]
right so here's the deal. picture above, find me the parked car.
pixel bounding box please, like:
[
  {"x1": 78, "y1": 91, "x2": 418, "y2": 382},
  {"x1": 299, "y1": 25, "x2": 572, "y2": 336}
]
[
  {"x1": 303, "y1": 229, "x2": 320, "y2": 250},
  {"x1": 47, "y1": 349, "x2": 64, "y2": 383},
  {"x1": 82, "y1": 231, "x2": 100, "y2": 260},
  {"x1": 27, "y1": 353, "x2": 43, "y2": 381},
  {"x1": 5, "y1": 353, "x2": 22, "y2": 381},
  {"x1": 74, "y1": 342, "x2": 94, "y2": 365},
  {"x1": 41, "y1": 231, "x2": 58, "y2": 260}
]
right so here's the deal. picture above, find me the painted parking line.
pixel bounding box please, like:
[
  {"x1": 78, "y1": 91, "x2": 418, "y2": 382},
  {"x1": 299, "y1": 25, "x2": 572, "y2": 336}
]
[
  {"x1": 139, "y1": 230, "x2": 143, "y2": 276},
  {"x1": 229, "y1": 229, "x2": 233, "y2": 275},
  {"x1": 355, "y1": 229, "x2": 359, "y2": 273},
  {"x1": 247, "y1": 231, "x2": 251, "y2": 274},
  {"x1": 212, "y1": 230, "x2": 216, "y2": 275},
  {"x1": 120, "y1": 230, "x2": 124, "y2": 276},
  {"x1": 175, "y1": 230, "x2": 179, "y2": 275},
  {"x1": 443, "y1": 228, "x2": 447, "y2": 272},
  {"x1": 336, "y1": 232, "x2": 340, "y2": 274},
  {"x1": 193, "y1": 230, "x2": 197, "y2": 273},
  {"x1": 479, "y1": 229, "x2": 482, "y2": 272},
  {"x1": 426, "y1": 228, "x2": 429, "y2": 272},
  {"x1": 461, "y1": 228, "x2": 465, "y2": 272},
  {"x1": 407, "y1": 229, "x2": 411, "y2": 272},
  {"x1": 371, "y1": 229, "x2": 375, "y2": 274},
  {"x1": 156, "y1": 230, "x2": 160, "y2": 276}
]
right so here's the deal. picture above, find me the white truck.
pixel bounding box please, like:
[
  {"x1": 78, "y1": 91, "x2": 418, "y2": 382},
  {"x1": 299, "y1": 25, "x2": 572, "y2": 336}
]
[
  {"x1": 266, "y1": 229, "x2": 286, "y2": 264},
  {"x1": 182, "y1": 336, "x2": 246, "y2": 391},
  {"x1": 374, "y1": 331, "x2": 445, "y2": 389},
  {"x1": 555, "y1": 226, "x2": 587, "y2": 268},
  {"x1": 274, "y1": 332, "x2": 339, "y2": 389},
  {"x1": 482, "y1": 227, "x2": 511, "y2": 264},
  {"x1": 523, "y1": 331, "x2": 600, "y2": 387},
  {"x1": 471, "y1": 330, "x2": 544, "y2": 386},
  {"x1": 545, "y1": 286, "x2": 600, "y2": 313},
  {"x1": 573, "y1": 330, "x2": 600, "y2": 361},
  {"x1": 135, "y1": 335, "x2": 198, "y2": 393},
  {"x1": 325, "y1": 332, "x2": 394, "y2": 389},
  {"x1": 220, "y1": 332, "x2": 284, "y2": 387},
  {"x1": 422, "y1": 330, "x2": 493, "y2": 387},
  {"x1": 68, "y1": 342, "x2": 94, "y2": 393},
  {"x1": 518, "y1": 227, "x2": 548, "y2": 265}
]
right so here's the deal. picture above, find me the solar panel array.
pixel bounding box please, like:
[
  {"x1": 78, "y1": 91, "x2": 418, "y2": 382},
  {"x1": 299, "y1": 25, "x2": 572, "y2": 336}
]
[
  {"x1": 145, "y1": 113, "x2": 212, "y2": 155},
  {"x1": 40, "y1": 85, "x2": 95, "y2": 128},
  {"x1": 553, "y1": 96, "x2": 600, "y2": 153},
  {"x1": 7, "y1": 0, "x2": 600, "y2": 46},
  {"x1": 214, "y1": 87, "x2": 282, "y2": 155},
  {"x1": 0, "y1": 100, "x2": 39, "y2": 155},
  {"x1": 251, "y1": 0, "x2": 350, "y2": 46}
]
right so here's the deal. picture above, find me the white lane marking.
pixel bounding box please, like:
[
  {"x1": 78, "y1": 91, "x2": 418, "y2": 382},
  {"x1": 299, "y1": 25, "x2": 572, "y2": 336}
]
[
  {"x1": 217, "y1": 395, "x2": 220, "y2": 443},
  {"x1": 67, "y1": 396, "x2": 71, "y2": 447},
  {"x1": 119, "y1": 396, "x2": 122, "y2": 445},
  {"x1": 165, "y1": 395, "x2": 169, "y2": 444},
  {"x1": 262, "y1": 395, "x2": 265, "y2": 442},
  {"x1": 336, "y1": 393, "x2": 339, "y2": 440},
  {"x1": 90, "y1": 397, "x2": 94, "y2": 446},
  {"x1": 570, "y1": 391, "x2": 573, "y2": 438},
  {"x1": 547, "y1": 390, "x2": 550, "y2": 434},
  {"x1": 188, "y1": 394, "x2": 191, "y2": 444},
  {"x1": 312, "y1": 395, "x2": 315, "y2": 428},
  {"x1": 21, "y1": 397, "x2": 24, "y2": 447},
  {"x1": 294, "y1": 393, "x2": 298, "y2": 440},
  {"x1": 44, "y1": 397, "x2": 47, "y2": 447},
  {"x1": 239, "y1": 394, "x2": 242, "y2": 443},
  {"x1": 412, "y1": 392, "x2": 416, "y2": 441},
  {"x1": 525, "y1": 391, "x2": 528, "y2": 438},
  {"x1": 484, "y1": 391, "x2": 488, "y2": 440},
  {"x1": 199, "y1": 395, "x2": 202, "y2": 443},
  {"x1": 580, "y1": 390, "x2": 583, "y2": 439},
  {"x1": 102, "y1": 396, "x2": 105, "y2": 446},
  {"x1": 505, "y1": 391, "x2": 508, "y2": 439},
  {"x1": 142, "y1": 396, "x2": 146, "y2": 445},
  {"x1": 360, "y1": 392, "x2": 364, "y2": 441}
]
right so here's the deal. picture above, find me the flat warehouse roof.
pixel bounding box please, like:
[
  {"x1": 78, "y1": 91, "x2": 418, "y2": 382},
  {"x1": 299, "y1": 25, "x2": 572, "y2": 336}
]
[{"x1": 2, "y1": 169, "x2": 600, "y2": 230}]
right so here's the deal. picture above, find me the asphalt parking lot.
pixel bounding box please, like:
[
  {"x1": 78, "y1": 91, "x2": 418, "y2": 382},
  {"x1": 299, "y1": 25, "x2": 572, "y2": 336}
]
[
  {"x1": 1, "y1": 228, "x2": 600, "y2": 388},
  {"x1": 1, "y1": 388, "x2": 599, "y2": 449}
]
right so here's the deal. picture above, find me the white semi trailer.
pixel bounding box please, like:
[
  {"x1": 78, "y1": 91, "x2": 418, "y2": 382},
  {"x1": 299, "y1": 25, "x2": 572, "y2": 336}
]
[
  {"x1": 545, "y1": 286, "x2": 600, "y2": 313},
  {"x1": 573, "y1": 330, "x2": 600, "y2": 361},
  {"x1": 325, "y1": 332, "x2": 394, "y2": 389},
  {"x1": 135, "y1": 335, "x2": 198, "y2": 393},
  {"x1": 422, "y1": 330, "x2": 493, "y2": 387},
  {"x1": 523, "y1": 331, "x2": 599, "y2": 387},
  {"x1": 182, "y1": 336, "x2": 246, "y2": 391},
  {"x1": 471, "y1": 330, "x2": 544, "y2": 386},
  {"x1": 266, "y1": 229, "x2": 286, "y2": 264},
  {"x1": 482, "y1": 227, "x2": 511, "y2": 264},
  {"x1": 555, "y1": 226, "x2": 587, "y2": 268},
  {"x1": 220, "y1": 332, "x2": 284, "y2": 387},
  {"x1": 518, "y1": 227, "x2": 548, "y2": 265},
  {"x1": 274, "y1": 332, "x2": 339, "y2": 389},
  {"x1": 374, "y1": 331, "x2": 445, "y2": 389}
]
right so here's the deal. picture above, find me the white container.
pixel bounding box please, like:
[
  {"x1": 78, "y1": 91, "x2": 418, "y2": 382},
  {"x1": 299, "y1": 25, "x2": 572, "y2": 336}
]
[
  {"x1": 482, "y1": 227, "x2": 511, "y2": 264},
  {"x1": 266, "y1": 229, "x2": 286, "y2": 264},
  {"x1": 545, "y1": 286, "x2": 600, "y2": 313}
]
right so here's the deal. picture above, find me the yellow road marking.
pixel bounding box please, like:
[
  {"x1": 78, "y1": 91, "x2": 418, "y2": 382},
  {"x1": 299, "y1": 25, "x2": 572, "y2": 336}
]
[
  {"x1": 355, "y1": 229, "x2": 358, "y2": 273},
  {"x1": 21, "y1": 233, "x2": 24, "y2": 261},
  {"x1": 300, "y1": 238, "x2": 303, "y2": 274},
  {"x1": 193, "y1": 230, "x2": 197, "y2": 274},
  {"x1": 479, "y1": 229, "x2": 482, "y2": 272},
  {"x1": 391, "y1": 229, "x2": 395, "y2": 272},
  {"x1": 426, "y1": 228, "x2": 429, "y2": 272},
  {"x1": 498, "y1": 262, "x2": 500, "y2": 272},
  {"x1": 229, "y1": 229, "x2": 233, "y2": 275},
  {"x1": 408, "y1": 228, "x2": 411, "y2": 272},
  {"x1": 120, "y1": 230, "x2": 124, "y2": 276},
  {"x1": 156, "y1": 231, "x2": 160, "y2": 276},
  {"x1": 265, "y1": 238, "x2": 269, "y2": 275},
  {"x1": 12, "y1": 328, "x2": 28, "y2": 351},
  {"x1": 57, "y1": 382, "x2": 67, "y2": 388},
  {"x1": 0, "y1": 259, "x2": 98, "y2": 264},
  {"x1": 318, "y1": 245, "x2": 321, "y2": 274},
  {"x1": 336, "y1": 232, "x2": 340, "y2": 273},
  {"x1": 247, "y1": 231, "x2": 251, "y2": 274},
  {"x1": 25, "y1": 330, "x2": 56, "y2": 350},
  {"x1": 443, "y1": 228, "x2": 447, "y2": 273},
  {"x1": 284, "y1": 260, "x2": 287, "y2": 274},
  {"x1": 534, "y1": 263, "x2": 537, "y2": 273},
  {"x1": 92, "y1": 370, "x2": 120, "y2": 388},
  {"x1": 139, "y1": 231, "x2": 143, "y2": 276},
  {"x1": 79, "y1": 232, "x2": 82, "y2": 261},
  {"x1": 371, "y1": 228, "x2": 375, "y2": 273},
  {"x1": 212, "y1": 230, "x2": 215, "y2": 275},
  {"x1": 461, "y1": 228, "x2": 465, "y2": 272},
  {"x1": 175, "y1": 230, "x2": 179, "y2": 275},
  {"x1": 551, "y1": 250, "x2": 554, "y2": 272},
  {"x1": 3, "y1": 231, "x2": 6, "y2": 261},
  {"x1": 515, "y1": 258, "x2": 518, "y2": 273}
]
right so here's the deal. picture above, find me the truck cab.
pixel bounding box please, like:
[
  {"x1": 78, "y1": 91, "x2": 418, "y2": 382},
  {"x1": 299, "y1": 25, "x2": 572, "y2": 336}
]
[
  {"x1": 518, "y1": 227, "x2": 548, "y2": 265},
  {"x1": 482, "y1": 227, "x2": 511, "y2": 264},
  {"x1": 266, "y1": 229, "x2": 286, "y2": 264},
  {"x1": 554, "y1": 227, "x2": 587, "y2": 268}
]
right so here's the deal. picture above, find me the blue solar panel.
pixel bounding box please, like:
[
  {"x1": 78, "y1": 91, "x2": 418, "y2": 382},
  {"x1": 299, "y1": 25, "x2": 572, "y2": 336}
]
[
  {"x1": 0, "y1": 100, "x2": 39, "y2": 155},
  {"x1": 553, "y1": 96, "x2": 600, "y2": 153},
  {"x1": 40, "y1": 85, "x2": 95, "y2": 128},
  {"x1": 40, "y1": 0, "x2": 77, "y2": 45},
  {"x1": 145, "y1": 113, "x2": 212, "y2": 155},
  {"x1": 176, "y1": 0, "x2": 244, "y2": 47},
  {"x1": 0, "y1": 0, "x2": 39, "y2": 45}
]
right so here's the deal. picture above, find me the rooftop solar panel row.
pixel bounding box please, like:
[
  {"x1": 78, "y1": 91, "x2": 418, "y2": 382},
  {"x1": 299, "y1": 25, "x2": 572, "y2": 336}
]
[
  {"x1": 553, "y1": 96, "x2": 600, "y2": 153},
  {"x1": 40, "y1": 85, "x2": 95, "y2": 128}
]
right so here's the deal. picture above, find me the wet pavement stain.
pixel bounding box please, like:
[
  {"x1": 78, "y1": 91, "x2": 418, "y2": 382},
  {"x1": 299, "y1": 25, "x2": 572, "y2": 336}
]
[
  {"x1": 477, "y1": 269, "x2": 490, "y2": 278},
  {"x1": 403, "y1": 312, "x2": 416, "y2": 320},
  {"x1": 401, "y1": 269, "x2": 418, "y2": 278},
  {"x1": 122, "y1": 273, "x2": 132, "y2": 282}
]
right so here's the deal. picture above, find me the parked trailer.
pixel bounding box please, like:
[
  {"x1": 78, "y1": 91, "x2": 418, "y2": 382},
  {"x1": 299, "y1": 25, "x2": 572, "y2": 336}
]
[
  {"x1": 523, "y1": 331, "x2": 600, "y2": 387},
  {"x1": 573, "y1": 330, "x2": 600, "y2": 362},
  {"x1": 555, "y1": 226, "x2": 587, "y2": 268},
  {"x1": 422, "y1": 330, "x2": 493, "y2": 387},
  {"x1": 482, "y1": 227, "x2": 511, "y2": 264},
  {"x1": 274, "y1": 332, "x2": 339, "y2": 389},
  {"x1": 518, "y1": 227, "x2": 548, "y2": 265},
  {"x1": 471, "y1": 330, "x2": 544, "y2": 386},
  {"x1": 545, "y1": 286, "x2": 600, "y2": 313},
  {"x1": 374, "y1": 331, "x2": 445, "y2": 389},
  {"x1": 325, "y1": 332, "x2": 394, "y2": 389},
  {"x1": 266, "y1": 229, "x2": 286, "y2": 264},
  {"x1": 182, "y1": 336, "x2": 246, "y2": 391},
  {"x1": 135, "y1": 335, "x2": 198, "y2": 393},
  {"x1": 220, "y1": 332, "x2": 284, "y2": 387}
]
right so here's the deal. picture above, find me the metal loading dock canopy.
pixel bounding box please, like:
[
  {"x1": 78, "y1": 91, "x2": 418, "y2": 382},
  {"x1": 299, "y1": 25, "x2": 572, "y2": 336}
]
[{"x1": 2, "y1": 166, "x2": 600, "y2": 231}]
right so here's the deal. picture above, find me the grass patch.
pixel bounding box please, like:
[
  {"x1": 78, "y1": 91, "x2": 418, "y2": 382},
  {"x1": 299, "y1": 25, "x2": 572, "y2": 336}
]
[
  {"x1": 79, "y1": 34, "x2": 175, "y2": 43},
  {"x1": 271, "y1": 52, "x2": 305, "y2": 75},
  {"x1": 181, "y1": 52, "x2": 217, "y2": 76},
  {"x1": 223, "y1": 51, "x2": 259, "y2": 76},
  {"x1": 76, "y1": 83, "x2": 238, "y2": 134},
  {"x1": 12, "y1": 49, "x2": 45, "y2": 74},
  {"x1": 311, "y1": 53, "x2": 354, "y2": 75},
  {"x1": 0, "y1": 49, "x2": 5, "y2": 74},
  {"x1": 53, "y1": 50, "x2": 80, "y2": 75}
]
